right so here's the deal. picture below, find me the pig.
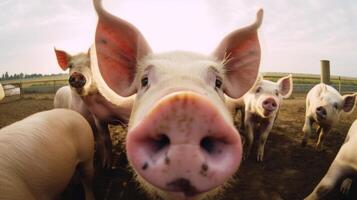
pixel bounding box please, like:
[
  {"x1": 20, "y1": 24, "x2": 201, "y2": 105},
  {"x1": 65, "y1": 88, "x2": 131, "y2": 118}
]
[
  {"x1": 301, "y1": 83, "x2": 357, "y2": 150},
  {"x1": 304, "y1": 119, "x2": 357, "y2": 200},
  {"x1": 226, "y1": 75, "x2": 293, "y2": 161},
  {"x1": 53, "y1": 49, "x2": 134, "y2": 169},
  {"x1": 0, "y1": 83, "x2": 4, "y2": 101},
  {"x1": 90, "y1": 0, "x2": 263, "y2": 199},
  {"x1": 0, "y1": 109, "x2": 94, "y2": 200}
]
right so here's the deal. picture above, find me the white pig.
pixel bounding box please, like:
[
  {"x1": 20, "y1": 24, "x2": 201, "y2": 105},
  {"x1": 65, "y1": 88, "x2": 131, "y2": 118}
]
[
  {"x1": 227, "y1": 75, "x2": 293, "y2": 161},
  {"x1": 91, "y1": 0, "x2": 263, "y2": 199},
  {"x1": 302, "y1": 83, "x2": 357, "y2": 150},
  {"x1": 0, "y1": 109, "x2": 94, "y2": 200},
  {"x1": 305, "y1": 119, "x2": 357, "y2": 200},
  {"x1": 53, "y1": 49, "x2": 134, "y2": 169},
  {"x1": 0, "y1": 83, "x2": 5, "y2": 101}
]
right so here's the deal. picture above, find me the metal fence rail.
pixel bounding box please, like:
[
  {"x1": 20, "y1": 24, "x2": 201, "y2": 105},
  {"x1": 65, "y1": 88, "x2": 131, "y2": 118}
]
[{"x1": 0, "y1": 75, "x2": 356, "y2": 100}]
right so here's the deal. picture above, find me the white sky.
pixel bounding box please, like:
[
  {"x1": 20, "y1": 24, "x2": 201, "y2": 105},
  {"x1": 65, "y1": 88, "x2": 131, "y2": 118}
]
[{"x1": 0, "y1": 0, "x2": 356, "y2": 77}]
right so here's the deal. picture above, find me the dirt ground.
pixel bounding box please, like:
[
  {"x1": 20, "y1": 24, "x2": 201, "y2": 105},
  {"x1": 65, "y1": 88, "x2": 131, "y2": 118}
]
[{"x1": 0, "y1": 93, "x2": 356, "y2": 200}]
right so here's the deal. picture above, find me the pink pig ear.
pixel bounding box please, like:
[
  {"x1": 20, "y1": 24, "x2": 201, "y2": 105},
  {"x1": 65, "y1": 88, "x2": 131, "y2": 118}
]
[
  {"x1": 342, "y1": 93, "x2": 357, "y2": 113},
  {"x1": 54, "y1": 48, "x2": 70, "y2": 71},
  {"x1": 277, "y1": 74, "x2": 293, "y2": 98},
  {"x1": 93, "y1": 0, "x2": 152, "y2": 97},
  {"x1": 214, "y1": 9, "x2": 263, "y2": 99}
]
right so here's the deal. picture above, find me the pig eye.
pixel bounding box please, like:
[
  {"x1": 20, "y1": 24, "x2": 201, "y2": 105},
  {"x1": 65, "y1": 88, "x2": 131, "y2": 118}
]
[
  {"x1": 141, "y1": 77, "x2": 149, "y2": 87},
  {"x1": 215, "y1": 78, "x2": 222, "y2": 89},
  {"x1": 275, "y1": 90, "x2": 279, "y2": 96},
  {"x1": 256, "y1": 87, "x2": 261, "y2": 93},
  {"x1": 68, "y1": 64, "x2": 74, "y2": 69}
]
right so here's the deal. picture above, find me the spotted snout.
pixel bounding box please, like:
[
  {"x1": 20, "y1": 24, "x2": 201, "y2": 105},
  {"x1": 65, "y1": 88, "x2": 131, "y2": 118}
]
[
  {"x1": 69, "y1": 72, "x2": 86, "y2": 88},
  {"x1": 262, "y1": 98, "x2": 277, "y2": 116},
  {"x1": 315, "y1": 106, "x2": 327, "y2": 120}
]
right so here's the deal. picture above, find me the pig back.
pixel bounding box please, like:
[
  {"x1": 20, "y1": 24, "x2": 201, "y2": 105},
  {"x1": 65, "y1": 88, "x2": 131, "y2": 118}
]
[{"x1": 0, "y1": 109, "x2": 94, "y2": 199}]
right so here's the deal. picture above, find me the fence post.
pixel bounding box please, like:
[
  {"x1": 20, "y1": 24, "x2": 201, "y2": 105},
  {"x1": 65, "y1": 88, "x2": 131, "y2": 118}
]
[
  {"x1": 338, "y1": 76, "x2": 341, "y2": 93},
  {"x1": 19, "y1": 82, "x2": 23, "y2": 99},
  {"x1": 320, "y1": 60, "x2": 330, "y2": 84}
]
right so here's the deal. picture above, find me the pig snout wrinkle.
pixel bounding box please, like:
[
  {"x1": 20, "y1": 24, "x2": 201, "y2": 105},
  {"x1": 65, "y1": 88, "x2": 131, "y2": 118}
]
[{"x1": 69, "y1": 73, "x2": 86, "y2": 88}]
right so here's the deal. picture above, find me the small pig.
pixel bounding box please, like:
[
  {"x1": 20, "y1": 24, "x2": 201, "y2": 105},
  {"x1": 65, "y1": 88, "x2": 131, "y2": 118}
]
[
  {"x1": 0, "y1": 109, "x2": 94, "y2": 200},
  {"x1": 91, "y1": 0, "x2": 263, "y2": 199},
  {"x1": 0, "y1": 83, "x2": 4, "y2": 101},
  {"x1": 227, "y1": 75, "x2": 293, "y2": 161},
  {"x1": 54, "y1": 49, "x2": 134, "y2": 169},
  {"x1": 302, "y1": 83, "x2": 357, "y2": 150},
  {"x1": 305, "y1": 119, "x2": 357, "y2": 200}
]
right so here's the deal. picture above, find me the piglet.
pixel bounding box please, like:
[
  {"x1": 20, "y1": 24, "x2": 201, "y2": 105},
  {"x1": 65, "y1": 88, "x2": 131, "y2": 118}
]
[
  {"x1": 302, "y1": 83, "x2": 357, "y2": 150},
  {"x1": 227, "y1": 75, "x2": 293, "y2": 161},
  {"x1": 305, "y1": 119, "x2": 357, "y2": 199},
  {"x1": 0, "y1": 109, "x2": 94, "y2": 200},
  {"x1": 54, "y1": 49, "x2": 134, "y2": 169}
]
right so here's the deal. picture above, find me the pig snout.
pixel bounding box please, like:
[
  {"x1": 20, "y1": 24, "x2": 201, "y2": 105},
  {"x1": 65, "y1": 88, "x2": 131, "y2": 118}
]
[
  {"x1": 126, "y1": 92, "x2": 242, "y2": 197},
  {"x1": 69, "y1": 72, "x2": 86, "y2": 88},
  {"x1": 316, "y1": 106, "x2": 327, "y2": 120},
  {"x1": 262, "y1": 98, "x2": 277, "y2": 114}
]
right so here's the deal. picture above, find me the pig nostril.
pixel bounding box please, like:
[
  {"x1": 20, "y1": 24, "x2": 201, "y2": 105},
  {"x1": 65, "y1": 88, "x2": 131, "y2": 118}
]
[
  {"x1": 200, "y1": 137, "x2": 215, "y2": 154},
  {"x1": 153, "y1": 134, "x2": 170, "y2": 151}
]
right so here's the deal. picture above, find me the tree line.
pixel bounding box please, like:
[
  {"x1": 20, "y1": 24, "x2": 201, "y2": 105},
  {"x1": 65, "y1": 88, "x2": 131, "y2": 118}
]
[{"x1": 0, "y1": 72, "x2": 65, "y2": 81}]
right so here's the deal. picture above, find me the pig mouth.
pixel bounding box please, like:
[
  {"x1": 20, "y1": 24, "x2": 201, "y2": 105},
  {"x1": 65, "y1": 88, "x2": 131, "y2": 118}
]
[
  {"x1": 166, "y1": 178, "x2": 200, "y2": 197},
  {"x1": 263, "y1": 109, "x2": 275, "y2": 117}
]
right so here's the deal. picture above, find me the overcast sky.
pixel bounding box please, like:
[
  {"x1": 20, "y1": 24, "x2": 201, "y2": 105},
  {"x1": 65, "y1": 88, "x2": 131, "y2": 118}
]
[{"x1": 0, "y1": 0, "x2": 356, "y2": 77}]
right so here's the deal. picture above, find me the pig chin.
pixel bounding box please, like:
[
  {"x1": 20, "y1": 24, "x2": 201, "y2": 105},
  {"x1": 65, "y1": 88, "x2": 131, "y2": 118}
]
[{"x1": 126, "y1": 91, "x2": 242, "y2": 200}]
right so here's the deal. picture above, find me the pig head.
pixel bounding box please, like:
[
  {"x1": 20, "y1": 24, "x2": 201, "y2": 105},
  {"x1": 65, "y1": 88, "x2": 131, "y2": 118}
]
[
  {"x1": 244, "y1": 74, "x2": 293, "y2": 119},
  {"x1": 91, "y1": 0, "x2": 263, "y2": 199}
]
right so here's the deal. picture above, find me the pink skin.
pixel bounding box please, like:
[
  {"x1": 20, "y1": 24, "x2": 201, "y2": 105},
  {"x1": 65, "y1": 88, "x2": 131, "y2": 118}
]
[
  {"x1": 91, "y1": 0, "x2": 263, "y2": 199},
  {"x1": 127, "y1": 92, "x2": 242, "y2": 196},
  {"x1": 0, "y1": 109, "x2": 94, "y2": 200},
  {"x1": 54, "y1": 48, "x2": 134, "y2": 169}
]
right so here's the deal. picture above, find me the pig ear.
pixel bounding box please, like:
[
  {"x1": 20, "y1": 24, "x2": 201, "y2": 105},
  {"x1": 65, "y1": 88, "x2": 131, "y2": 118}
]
[
  {"x1": 54, "y1": 48, "x2": 71, "y2": 71},
  {"x1": 93, "y1": 0, "x2": 152, "y2": 97},
  {"x1": 277, "y1": 74, "x2": 293, "y2": 98},
  {"x1": 214, "y1": 9, "x2": 263, "y2": 98},
  {"x1": 342, "y1": 93, "x2": 357, "y2": 113}
]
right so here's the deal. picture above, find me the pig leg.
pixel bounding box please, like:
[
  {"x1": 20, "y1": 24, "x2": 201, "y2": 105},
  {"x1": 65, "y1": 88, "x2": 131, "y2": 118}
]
[
  {"x1": 243, "y1": 112, "x2": 254, "y2": 159},
  {"x1": 315, "y1": 126, "x2": 331, "y2": 151},
  {"x1": 94, "y1": 118, "x2": 113, "y2": 169},
  {"x1": 256, "y1": 118, "x2": 274, "y2": 162},
  {"x1": 305, "y1": 157, "x2": 350, "y2": 200},
  {"x1": 302, "y1": 116, "x2": 313, "y2": 147},
  {"x1": 78, "y1": 160, "x2": 95, "y2": 200}
]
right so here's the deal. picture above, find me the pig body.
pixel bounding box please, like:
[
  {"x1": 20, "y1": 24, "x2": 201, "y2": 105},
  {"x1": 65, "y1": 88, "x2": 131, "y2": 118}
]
[
  {"x1": 227, "y1": 75, "x2": 293, "y2": 161},
  {"x1": 53, "y1": 50, "x2": 134, "y2": 169},
  {"x1": 0, "y1": 83, "x2": 4, "y2": 101},
  {"x1": 305, "y1": 119, "x2": 357, "y2": 200},
  {"x1": 91, "y1": 0, "x2": 264, "y2": 199},
  {"x1": 0, "y1": 109, "x2": 94, "y2": 200},
  {"x1": 302, "y1": 83, "x2": 357, "y2": 150}
]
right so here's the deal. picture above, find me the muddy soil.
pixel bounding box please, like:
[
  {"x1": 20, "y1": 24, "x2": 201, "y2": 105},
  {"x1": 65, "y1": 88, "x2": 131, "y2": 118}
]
[{"x1": 0, "y1": 93, "x2": 356, "y2": 200}]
